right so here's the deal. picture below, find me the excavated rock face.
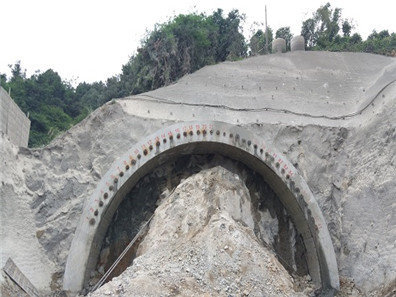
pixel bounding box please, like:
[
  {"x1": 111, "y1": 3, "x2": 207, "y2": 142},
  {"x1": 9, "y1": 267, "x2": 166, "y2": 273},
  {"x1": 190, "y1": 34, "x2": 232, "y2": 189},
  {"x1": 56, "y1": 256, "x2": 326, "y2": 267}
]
[
  {"x1": 90, "y1": 154, "x2": 309, "y2": 288},
  {"x1": 88, "y1": 166, "x2": 314, "y2": 297},
  {"x1": 1, "y1": 52, "x2": 395, "y2": 296}
]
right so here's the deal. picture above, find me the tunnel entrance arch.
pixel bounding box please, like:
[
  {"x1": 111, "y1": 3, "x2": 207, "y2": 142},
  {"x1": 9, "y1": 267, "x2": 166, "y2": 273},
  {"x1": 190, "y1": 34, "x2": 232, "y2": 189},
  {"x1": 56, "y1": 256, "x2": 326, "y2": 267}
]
[{"x1": 63, "y1": 121, "x2": 339, "y2": 294}]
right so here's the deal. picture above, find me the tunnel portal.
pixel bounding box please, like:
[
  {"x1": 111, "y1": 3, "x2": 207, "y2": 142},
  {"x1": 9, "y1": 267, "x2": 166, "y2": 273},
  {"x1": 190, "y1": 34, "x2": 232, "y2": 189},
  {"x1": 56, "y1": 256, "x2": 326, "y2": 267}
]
[{"x1": 63, "y1": 121, "x2": 339, "y2": 294}]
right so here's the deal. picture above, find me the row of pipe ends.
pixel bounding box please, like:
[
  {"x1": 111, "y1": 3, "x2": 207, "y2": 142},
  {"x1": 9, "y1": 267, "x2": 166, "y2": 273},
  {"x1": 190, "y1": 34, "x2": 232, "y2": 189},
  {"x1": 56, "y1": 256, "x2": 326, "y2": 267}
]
[{"x1": 272, "y1": 35, "x2": 305, "y2": 53}]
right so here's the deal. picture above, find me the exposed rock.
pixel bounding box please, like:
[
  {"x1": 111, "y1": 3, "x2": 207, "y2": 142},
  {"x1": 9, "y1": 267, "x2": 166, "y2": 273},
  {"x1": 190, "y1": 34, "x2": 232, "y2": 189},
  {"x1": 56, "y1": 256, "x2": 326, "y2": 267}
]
[
  {"x1": 88, "y1": 167, "x2": 312, "y2": 297},
  {"x1": 90, "y1": 154, "x2": 307, "y2": 287},
  {"x1": 0, "y1": 52, "x2": 395, "y2": 296}
]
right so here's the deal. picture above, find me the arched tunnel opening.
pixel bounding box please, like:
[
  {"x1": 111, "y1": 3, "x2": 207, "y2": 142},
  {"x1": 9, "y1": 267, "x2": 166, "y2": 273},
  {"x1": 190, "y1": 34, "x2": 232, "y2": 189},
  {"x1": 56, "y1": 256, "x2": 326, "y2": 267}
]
[
  {"x1": 63, "y1": 122, "x2": 339, "y2": 295},
  {"x1": 87, "y1": 153, "x2": 310, "y2": 290}
]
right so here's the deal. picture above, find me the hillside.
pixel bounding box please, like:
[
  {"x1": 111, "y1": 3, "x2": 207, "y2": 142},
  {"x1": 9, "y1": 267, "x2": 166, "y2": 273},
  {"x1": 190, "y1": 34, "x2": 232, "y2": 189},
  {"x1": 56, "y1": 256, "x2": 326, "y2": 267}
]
[{"x1": 0, "y1": 51, "x2": 395, "y2": 297}]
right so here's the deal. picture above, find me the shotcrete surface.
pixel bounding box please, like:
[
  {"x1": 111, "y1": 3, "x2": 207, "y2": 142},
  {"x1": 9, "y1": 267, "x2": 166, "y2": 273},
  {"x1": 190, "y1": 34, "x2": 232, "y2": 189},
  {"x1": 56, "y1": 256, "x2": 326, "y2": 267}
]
[
  {"x1": 123, "y1": 52, "x2": 395, "y2": 127},
  {"x1": 0, "y1": 52, "x2": 395, "y2": 296}
]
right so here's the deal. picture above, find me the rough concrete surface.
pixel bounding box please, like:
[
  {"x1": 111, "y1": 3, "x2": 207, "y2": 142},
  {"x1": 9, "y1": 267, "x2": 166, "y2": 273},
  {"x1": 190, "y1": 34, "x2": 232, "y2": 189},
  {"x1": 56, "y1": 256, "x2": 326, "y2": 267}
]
[{"x1": 0, "y1": 51, "x2": 395, "y2": 297}]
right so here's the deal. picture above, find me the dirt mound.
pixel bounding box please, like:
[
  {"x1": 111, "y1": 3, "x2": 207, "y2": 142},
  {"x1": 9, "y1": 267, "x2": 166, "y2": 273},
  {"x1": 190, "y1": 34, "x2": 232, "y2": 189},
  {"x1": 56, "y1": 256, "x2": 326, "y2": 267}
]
[{"x1": 89, "y1": 167, "x2": 314, "y2": 297}]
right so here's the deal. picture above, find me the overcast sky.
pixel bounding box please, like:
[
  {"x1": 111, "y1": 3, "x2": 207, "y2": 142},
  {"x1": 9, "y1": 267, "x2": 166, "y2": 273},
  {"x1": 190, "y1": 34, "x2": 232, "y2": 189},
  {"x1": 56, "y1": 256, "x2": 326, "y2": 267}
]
[{"x1": 1, "y1": 0, "x2": 395, "y2": 84}]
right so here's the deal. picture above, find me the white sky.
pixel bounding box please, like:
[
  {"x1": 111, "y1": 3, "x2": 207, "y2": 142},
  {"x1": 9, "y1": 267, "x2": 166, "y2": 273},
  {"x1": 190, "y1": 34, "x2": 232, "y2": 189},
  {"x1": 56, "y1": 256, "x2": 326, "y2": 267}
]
[{"x1": 1, "y1": 0, "x2": 395, "y2": 84}]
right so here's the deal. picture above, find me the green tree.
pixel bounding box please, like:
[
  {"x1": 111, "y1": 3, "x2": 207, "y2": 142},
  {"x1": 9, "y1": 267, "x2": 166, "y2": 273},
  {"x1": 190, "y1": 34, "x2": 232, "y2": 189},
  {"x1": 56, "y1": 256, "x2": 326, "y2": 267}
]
[
  {"x1": 119, "y1": 10, "x2": 247, "y2": 96},
  {"x1": 301, "y1": 18, "x2": 316, "y2": 48},
  {"x1": 211, "y1": 9, "x2": 247, "y2": 61},
  {"x1": 363, "y1": 31, "x2": 395, "y2": 55},
  {"x1": 342, "y1": 20, "x2": 352, "y2": 37},
  {"x1": 1, "y1": 62, "x2": 86, "y2": 147},
  {"x1": 368, "y1": 30, "x2": 390, "y2": 40},
  {"x1": 249, "y1": 29, "x2": 266, "y2": 55},
  {"x1": 249, "y1": 27, "x2": 273, "y2": 55},
  {"x1": 301, "y1": 2, "x2": 342, "y2": 48},
  {"x1": 350, "y1": 33, "x2": 362, "y2": 44}
]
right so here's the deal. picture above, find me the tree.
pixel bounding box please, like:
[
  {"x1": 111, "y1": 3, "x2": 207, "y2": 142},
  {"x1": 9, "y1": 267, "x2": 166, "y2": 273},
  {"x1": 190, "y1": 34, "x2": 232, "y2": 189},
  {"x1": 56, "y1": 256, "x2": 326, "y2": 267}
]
[
  {"x1": 301, "y1": 18, "x2": 316, "y2": 48},
  {"x1": 211, "y1": 9, "x2": 247, "y2": 61},
  {"x1": 9, "y1": 61, "x2": 26, "y2": 80},
  {"x1": 119, "y1": 10, "x2": 247, "y2": 96},
  {"x1": 265, "y1": 27, "x2": 274, "y2": 52},
  {"x1": 249, "y1": 29, "x2": 266, "y2": 55},
  {"x1": 350, "y1": 33, "x2": 362, "y2": 44},
  {"x1": 317, "y1": 3, "x2": 341, "y2": 42},
  {"x1": 1, "y1": 62, "x2": 86, "y2": 147},
  {"x1": 369, "y1": 30, "x2": 390, "y2": 40},
  {"x1": 276, "y1": 27, "x2": 293, "y2": 50},
  {"x1": 378, "y1": 30, "x2": 390, "y2": 39},
  {"x1": 342, "y1": 20, "x2": 352, "y2": 37},
  {"x1": 249, "y1": 26, "x2": 273, "y2": 55},
  {"x1": 301, "y1": 2, "x2": 342, "y2": 48},
  {"x1": 364, "y1": 30, "x2": 395, "y2": 55},
  {"x1": 0, "y1": 73, "x2": 6, "y2": 88}
]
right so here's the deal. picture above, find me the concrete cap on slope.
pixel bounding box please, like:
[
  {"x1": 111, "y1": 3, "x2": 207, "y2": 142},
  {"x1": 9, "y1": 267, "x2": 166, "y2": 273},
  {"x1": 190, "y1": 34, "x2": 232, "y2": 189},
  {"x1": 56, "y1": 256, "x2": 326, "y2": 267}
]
[
  {"x1": 272, "y1": 38, "x2": 286, "y2": 53},
  {"x1": 291, "y1": 36, "x2": 305, "y2": 51}
]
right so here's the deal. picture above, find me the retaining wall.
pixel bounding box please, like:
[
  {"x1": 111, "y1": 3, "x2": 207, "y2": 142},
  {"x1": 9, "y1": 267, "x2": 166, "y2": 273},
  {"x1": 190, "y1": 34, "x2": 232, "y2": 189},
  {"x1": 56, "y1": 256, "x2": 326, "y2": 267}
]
[{"x1": 0, "y1": 87, "x2": 30, "y2": 147}]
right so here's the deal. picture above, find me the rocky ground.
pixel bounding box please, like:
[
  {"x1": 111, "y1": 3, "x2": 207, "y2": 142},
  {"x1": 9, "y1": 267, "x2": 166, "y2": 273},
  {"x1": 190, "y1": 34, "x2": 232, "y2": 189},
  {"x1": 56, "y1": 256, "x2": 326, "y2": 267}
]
[
  {"x1": 88, "y1": 167, "x2": 315, "y2": 297},
  {"x1": 86, "y1": 166, "x2": 377, "y2": 297}
]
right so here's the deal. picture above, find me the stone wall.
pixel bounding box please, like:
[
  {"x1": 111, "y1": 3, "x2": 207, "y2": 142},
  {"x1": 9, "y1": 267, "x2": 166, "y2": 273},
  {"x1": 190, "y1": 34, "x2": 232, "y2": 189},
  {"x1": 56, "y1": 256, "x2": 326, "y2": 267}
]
[{"x1": 0, "y1": 86, "x2": 30, "y2": 147}]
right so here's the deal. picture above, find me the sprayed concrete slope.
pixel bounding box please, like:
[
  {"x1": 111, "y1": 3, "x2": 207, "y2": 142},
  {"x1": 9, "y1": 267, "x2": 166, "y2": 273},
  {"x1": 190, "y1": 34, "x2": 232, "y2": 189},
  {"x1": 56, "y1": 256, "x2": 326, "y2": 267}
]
[
  {"x1": 122, "y1": 51, "x2": 395, "y2": 127},
  {"x1": 0, "y1": 52, "x2": 395, "y2": 296}
]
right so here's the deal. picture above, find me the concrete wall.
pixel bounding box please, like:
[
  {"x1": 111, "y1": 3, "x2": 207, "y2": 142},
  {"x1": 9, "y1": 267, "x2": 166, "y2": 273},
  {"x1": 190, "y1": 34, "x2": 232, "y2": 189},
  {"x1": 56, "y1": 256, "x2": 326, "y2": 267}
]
[{"x1": 0, "y1": 86, "x2": 30, "y2": 147}]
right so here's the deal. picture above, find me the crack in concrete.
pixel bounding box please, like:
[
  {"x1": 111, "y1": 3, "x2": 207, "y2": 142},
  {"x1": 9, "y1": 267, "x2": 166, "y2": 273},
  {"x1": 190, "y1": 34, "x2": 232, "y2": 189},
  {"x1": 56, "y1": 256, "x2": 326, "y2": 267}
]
[{"x1": 124, "y1": 80, "x2": 395, "y2": 121}]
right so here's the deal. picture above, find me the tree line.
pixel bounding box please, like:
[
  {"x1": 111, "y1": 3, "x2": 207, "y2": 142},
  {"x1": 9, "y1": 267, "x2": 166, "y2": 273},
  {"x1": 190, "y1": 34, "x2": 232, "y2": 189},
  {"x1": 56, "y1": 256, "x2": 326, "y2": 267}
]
[
  {"x1": 1, "y1": 4, "x2": 394, "y2": 147},
  {"x1": 250, "y1": 3, "x2": 395, "y2": 56}
]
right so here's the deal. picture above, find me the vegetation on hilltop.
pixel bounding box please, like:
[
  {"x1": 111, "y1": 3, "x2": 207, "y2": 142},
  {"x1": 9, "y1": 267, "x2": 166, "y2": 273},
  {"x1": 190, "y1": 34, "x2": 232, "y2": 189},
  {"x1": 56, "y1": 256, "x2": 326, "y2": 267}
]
[
  {"x1": 118, "y1": 9, "x2": 247, "y2": 97},
  {"x1": 0, "y1": 64, "x2": 87, "y2": 147},
  {"x1": 1, "y1": 9, "x2": 246, "y2": 147},
  {"x1": 1, "y1": 4, "x2": 394, "y2": 147},
  {"x1": 300, "y1": 2, "x2": 395, "y2": 55}
]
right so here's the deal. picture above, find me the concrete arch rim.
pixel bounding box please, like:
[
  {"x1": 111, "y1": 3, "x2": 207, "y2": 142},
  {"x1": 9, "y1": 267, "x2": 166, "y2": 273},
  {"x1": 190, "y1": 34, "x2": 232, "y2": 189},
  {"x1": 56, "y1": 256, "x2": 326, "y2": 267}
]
[{"x1": 63, "y1": 121, "x2": 339, "y2": 294}]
